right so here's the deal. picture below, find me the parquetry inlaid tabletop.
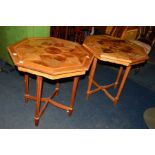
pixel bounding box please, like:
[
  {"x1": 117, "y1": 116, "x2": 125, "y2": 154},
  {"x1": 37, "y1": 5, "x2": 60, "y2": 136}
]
[
  {"x1": 8, "y1": 37, "x2": 93, "y2": 79},
  {"x1": 7, "y1": 37, "x2": 94, "y2": 126},
  {"x1": 83, "y1": 35, "x2": 149, "y2": 66},
  {"x1": 83, "y1": 35, "x2": 149, "y2": 105}
]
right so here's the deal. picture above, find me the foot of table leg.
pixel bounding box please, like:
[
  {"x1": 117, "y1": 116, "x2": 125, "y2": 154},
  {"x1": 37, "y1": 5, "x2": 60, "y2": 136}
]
[
  {"x1": 34, "y1": 117, "x2": 39, "y2": 126},
  {"x1": 24, "y1": 74, "x2": 29, "y2": 103},
  {"x1": 68, "y1": 76, "x2": 79, "y2": 116},
  {"x1": 67, "y1": 110, "x2": 73, "y2": 116},
  {"x1": 34, "y1": 76, "x2": 43, "y2": 126},
  {"x1": 86, "y1": 57, "x2": 97, "y2": 99},
  {"x1": 113, "y1": 98, "x2": 118, "y2": 106}
]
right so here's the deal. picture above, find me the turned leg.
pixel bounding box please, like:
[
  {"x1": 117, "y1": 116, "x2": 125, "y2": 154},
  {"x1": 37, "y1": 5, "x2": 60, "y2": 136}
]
[
  {"x1": 86, "y1": 57, "x2": 97, "y2": 99},
  {"x1": 24, "y1": 74, "x2": 29, "y2": 103},
  {"x1": 113, "y1": 66, "x2": 131, "y2": 105},
  {"x1": 34, "y1": 76, "x2": 43, "y2": 126},
  {"x1": 68, "y1": 76, "x2": 79, "y2": 116}
]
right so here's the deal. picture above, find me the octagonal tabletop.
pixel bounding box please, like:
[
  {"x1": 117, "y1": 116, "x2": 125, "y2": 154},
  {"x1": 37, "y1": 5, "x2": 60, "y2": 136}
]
[
  {"x1": 83, "y1": 35, "x2": 149, "y2": 66},
  {"x1": 8, "y1": 37, "x2": 93, "y2": 80}
]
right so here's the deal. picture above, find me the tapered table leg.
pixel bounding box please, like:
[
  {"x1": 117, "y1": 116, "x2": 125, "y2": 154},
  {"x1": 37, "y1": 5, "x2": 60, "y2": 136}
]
[
  {"x1": 55, "y1": 80, "x2": 59, "y2": 96},
  {"x1": 34, "y1": 76, "x2": 43, "y2": 126},
  {"x1": 113, "y1": 65, "x2": 131, "y2": 105},
  {"x1": 86, "y1": 57, "x2": 97, "y2": 98},
  {"x1": 68, "y1": 76, "x2": 79, "y2": 116},
  {"x1": 24, "y1": 74, "x2": 29, "y2": 103},
  {"x1": 114, "y1": 66, "x2": 123, "y2": 89}
]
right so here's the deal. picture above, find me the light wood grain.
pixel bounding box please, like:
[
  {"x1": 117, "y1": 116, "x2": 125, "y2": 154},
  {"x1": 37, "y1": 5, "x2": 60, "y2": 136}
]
[
  {"x1": 85, "y1": 34, "x2": 149, "y2": 105},
  {"x1": 8, "y1": 37, "x2": 93, "y2": 79},
  {"x1": 83, "y1": 35, "x2": 148, "y2": 66}
]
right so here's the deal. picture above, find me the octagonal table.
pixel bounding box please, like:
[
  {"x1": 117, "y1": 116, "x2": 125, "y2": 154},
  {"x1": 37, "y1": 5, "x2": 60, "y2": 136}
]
[
  {"x1": 83, "y1": 35, "x2": 149, "y2": 105},
  {"x1": 8, "y1": 37, "x2": 93, "y2": 126}
]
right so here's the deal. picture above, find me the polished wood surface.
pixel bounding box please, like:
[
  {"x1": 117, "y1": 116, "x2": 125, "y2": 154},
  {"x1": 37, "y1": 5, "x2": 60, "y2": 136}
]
[
  {"x1": 84, "y1": 35, "x2": 149, "y2": 105},
  {"x1": 83, "y1": 35, "x2": 148, "y2": 66},
  {"x1": 8, "y1": 37, "x2": 93, "y2": 79},
  {"x1": 7, "y1": 37, "x2": 93, "y2": 126}
]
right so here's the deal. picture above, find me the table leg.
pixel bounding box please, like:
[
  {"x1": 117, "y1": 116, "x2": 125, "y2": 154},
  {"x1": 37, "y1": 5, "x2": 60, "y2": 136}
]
[
  {"x1": 24, "y1": 74, "x2": 29, "y2": 103},
  {"x1": 68, "y1": 76, "x2": 79, "y2": 116},
  {"x1": 114, "y1": 66, "x2": 123, "y2": 89},
  {"x1": 113, "y1": 65, "x2": 131, "y2": 105},
  {"x1": 55, "y1": 80, "x2": 59, "y2": 96},
  {"x1": 86, "y1": 57, "x2": 97, "y2": 99},
  {"x1": 34, "y1": 76, "x2": 43, "y2": 126}
]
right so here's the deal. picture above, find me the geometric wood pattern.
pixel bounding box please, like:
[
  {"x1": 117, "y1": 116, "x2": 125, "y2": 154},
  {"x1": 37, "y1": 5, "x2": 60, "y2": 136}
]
[
  {"x1": 7, "y1": 37, "x2": 93, "y2": 126},
  {"x1": 83, "y1": 35, "x2": 149, "y2": 66},
  {"x1": 8, "y1": 37, "x2": 93, "y2": 79},
  {"x1": 83, "y1": 35, "x2": 149, "y2": 105}
]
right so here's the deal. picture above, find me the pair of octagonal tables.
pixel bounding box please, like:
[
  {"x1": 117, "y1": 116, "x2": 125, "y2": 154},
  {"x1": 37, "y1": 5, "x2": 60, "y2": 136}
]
[{"x1": 8, "y1": 35, "x2": 148, "y2": 126}]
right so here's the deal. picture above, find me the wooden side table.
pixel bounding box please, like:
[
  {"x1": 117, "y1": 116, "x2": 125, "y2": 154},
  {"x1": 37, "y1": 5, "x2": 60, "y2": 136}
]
[
  {"x1": 83, "y1": 35, "x2": 148, "y2": 105},
  {"x1": 8, "y1": 37, "x2": 93, "y2": 126}
]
